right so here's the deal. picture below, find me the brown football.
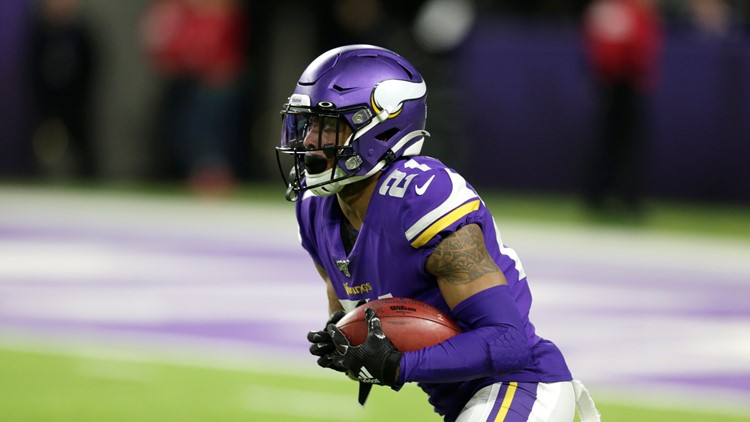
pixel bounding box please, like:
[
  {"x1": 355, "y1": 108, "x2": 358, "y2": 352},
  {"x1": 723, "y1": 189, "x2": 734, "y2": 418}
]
[{"x1": 335, "y1": 297, "x2": 461, "y2": 352}]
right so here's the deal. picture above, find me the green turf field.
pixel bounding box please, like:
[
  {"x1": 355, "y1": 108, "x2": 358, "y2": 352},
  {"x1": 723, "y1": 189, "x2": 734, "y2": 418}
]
[
  {"x1": 1, "y1": 347, "x2": 748, "y2": 422},
  {"x1": 2, "y1": 183, "x2": 749, "y2": 421}
]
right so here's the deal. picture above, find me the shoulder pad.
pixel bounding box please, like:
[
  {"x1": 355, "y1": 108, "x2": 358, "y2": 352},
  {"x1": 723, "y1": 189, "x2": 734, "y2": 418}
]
[{"x1": 378, "y1": 158, "x2": 480, "y2": 248}]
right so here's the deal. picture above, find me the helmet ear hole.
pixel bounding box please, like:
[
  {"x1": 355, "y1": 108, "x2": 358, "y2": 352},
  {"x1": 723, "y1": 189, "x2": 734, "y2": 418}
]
[{"x1": 375, "y1": 128, "x2": 399, "y2": 142}]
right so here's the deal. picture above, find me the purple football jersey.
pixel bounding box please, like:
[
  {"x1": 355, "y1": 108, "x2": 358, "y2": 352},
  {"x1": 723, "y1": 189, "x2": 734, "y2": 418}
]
[{"x1": 296, "y1": 156, "x2": 572, "y2": 419}]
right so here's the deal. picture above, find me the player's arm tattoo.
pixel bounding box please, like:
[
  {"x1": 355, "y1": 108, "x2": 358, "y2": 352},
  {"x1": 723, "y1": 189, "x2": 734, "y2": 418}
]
[{"x1": 425, "y1": 223, "x2": 500, "y2": 285}]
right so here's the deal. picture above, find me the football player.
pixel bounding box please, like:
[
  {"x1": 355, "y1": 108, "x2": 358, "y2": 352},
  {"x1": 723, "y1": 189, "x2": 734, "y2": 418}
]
[{"x1": 276, "y1": 45, "x2": 599, "y2": 422}]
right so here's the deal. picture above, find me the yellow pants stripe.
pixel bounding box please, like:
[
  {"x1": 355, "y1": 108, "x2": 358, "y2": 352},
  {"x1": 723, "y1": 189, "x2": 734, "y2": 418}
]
[{"x1": 495, "y1": 382, "x2": 518, "y2": 421}]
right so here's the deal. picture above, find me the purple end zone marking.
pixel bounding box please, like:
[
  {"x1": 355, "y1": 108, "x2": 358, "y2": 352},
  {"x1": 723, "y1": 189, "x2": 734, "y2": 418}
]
[
  {"x1": 0, "y1": 224, "x2": 305, "y2": 260},
  {"x1": 2, "y1": 212, "x2": 750, "y2": 408},
  {"x1": 559, "y1": 306, "x2": 750, "y2": 318},
  {"x1": 0, "y1": 317, "x2": 310, "y2": 356},
  {"x1": 532, "y1": 257, "x2": 750, "y2": 291},
  {"x1": 641, "y1": 374, "x2": 750, "y2": 392}
]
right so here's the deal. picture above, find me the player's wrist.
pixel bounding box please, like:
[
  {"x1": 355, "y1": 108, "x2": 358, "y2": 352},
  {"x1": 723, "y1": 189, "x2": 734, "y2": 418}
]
[{"x1": 384, "y1": 351, "x2": 403, "y2": 387}]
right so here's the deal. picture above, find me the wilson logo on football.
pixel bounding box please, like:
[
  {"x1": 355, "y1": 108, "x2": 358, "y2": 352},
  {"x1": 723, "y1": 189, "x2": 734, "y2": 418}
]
[{"x1": 390, "y1": 305, "x2": 417, "y2": 312}]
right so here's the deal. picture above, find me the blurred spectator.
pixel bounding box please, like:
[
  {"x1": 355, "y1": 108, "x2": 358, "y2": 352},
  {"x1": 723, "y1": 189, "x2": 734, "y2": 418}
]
[
  {"x1": 581, "y1": 0, "x2": 663, "y2": 216},
  {"x1": 413, "y1": 0, "x2": 476, "y2": 55},
  {"x1": 689, "y1": 0, "x2": 734, "y2": 39},
  {"x1": 661, "y1": 0, "x2": 744, "y2": 35},
  {"x1": 409, "y1": 0, "x2": 476, "y2": 172},
  {"x1": 141, "y1": 0, "x2": 247, "y2": 196},
  {"x1": 29, "y1": 0, "x2": 97, "y2": 179}
]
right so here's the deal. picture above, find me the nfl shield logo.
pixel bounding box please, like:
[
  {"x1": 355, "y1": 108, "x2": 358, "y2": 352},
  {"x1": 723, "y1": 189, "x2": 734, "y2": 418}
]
[{"x1": 336, "y1": 259, "x2": 351, "y2": 277}]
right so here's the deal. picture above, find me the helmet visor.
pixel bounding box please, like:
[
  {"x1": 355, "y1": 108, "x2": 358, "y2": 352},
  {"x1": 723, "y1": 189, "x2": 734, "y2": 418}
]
[
  {"x1": 280, "y1": 113, "x2": 311, "y2": 149},
  {"x1": 281, "y1": 113, "x2": 347, "y2": 147}
]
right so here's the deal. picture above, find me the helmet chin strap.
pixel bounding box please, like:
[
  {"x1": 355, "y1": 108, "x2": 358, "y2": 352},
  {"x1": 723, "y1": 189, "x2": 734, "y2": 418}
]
[
  {"x1": 307, "y1": 168, "x2": 344, "y2": 197},
  {"x1": 307, "y1": 129, "x2": 429, "y2": 198}
]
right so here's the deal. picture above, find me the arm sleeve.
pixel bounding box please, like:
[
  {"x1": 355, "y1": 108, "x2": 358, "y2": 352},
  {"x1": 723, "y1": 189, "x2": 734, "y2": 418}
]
[{"x1": 398, "y1": 285, "x2": 531, "y2": 384}]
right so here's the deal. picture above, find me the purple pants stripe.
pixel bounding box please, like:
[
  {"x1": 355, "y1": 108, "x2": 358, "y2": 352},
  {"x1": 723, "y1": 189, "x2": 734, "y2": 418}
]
[
  {"x1": 486, "y1": 382, "x2": 511, "y2": 421},
  {"x1": 486, "y1": 382, "x2": 539, "y2": 422}
]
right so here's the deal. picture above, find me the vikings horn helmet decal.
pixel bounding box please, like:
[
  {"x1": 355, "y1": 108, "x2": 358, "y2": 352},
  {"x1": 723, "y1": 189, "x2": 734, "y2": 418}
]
[
  {"x1": 276, "y1": 45, "x2": 429, "y2": 201},
  {"x1": 371, "y1": 79, "x2": 427, "y2": 118}
]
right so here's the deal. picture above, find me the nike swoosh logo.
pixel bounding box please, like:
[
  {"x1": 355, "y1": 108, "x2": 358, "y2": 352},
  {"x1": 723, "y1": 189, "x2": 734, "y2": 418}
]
[{"x1": 415, "y1": 175, "x2": 435, "y2": 196}]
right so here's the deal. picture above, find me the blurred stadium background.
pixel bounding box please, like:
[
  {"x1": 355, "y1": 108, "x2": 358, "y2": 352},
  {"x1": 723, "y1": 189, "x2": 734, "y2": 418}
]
[{"x1": 1, "y1": 0, "x2": 749, "y2": 421}]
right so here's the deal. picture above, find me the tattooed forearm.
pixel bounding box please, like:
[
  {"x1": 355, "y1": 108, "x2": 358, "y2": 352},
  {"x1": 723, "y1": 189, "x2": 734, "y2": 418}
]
[{"x1": 425, "y1": 224, "x2": 500, "y2": 285}]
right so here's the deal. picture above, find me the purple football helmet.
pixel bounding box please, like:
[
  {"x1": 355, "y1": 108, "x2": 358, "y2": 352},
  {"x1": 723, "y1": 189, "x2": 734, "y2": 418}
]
[{"x1": 276, "y1": 44, "x2": 429, "y2": 201}]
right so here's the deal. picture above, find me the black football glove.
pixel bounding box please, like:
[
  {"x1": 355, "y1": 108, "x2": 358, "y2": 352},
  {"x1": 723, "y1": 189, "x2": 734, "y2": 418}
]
[
  {"x1": 327, "y1": 308, "x2": 403, "y2": 389},
  {"x1": 307, "y1": 310, "x2": 347, "y2": 373}
]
